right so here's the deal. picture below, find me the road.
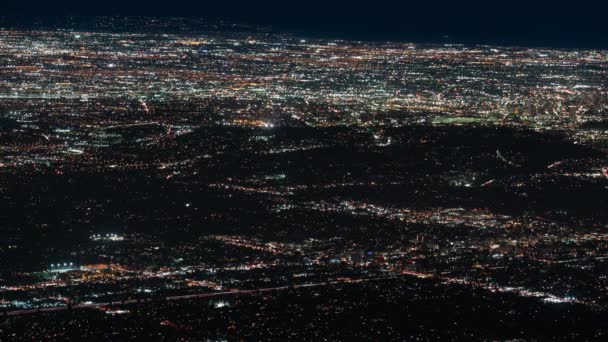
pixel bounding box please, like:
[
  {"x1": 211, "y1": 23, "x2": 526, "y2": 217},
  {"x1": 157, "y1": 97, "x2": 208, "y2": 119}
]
[{"x1": 4, "y1": 276, "x2": 395, "y2": 316}]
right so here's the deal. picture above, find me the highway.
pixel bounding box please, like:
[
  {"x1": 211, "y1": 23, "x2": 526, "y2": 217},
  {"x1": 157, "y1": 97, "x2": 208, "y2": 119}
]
[{"x1": 4, "y1": 276, "x2": 395, "y2": 316}]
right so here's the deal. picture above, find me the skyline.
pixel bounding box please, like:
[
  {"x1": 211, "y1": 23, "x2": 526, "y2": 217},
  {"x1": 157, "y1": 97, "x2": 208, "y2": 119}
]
[
  {"x1": 1, "y1": 1, "x2": 608, "y2": 48},
  {"x1": 0, "y1": 12, "x2": 607, "y2": 341}
]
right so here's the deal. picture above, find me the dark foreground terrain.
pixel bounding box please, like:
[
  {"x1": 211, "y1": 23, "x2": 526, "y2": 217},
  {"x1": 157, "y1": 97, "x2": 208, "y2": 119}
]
[{"x1": 2, "y1": 278, "x2": 607, "y2": 341}]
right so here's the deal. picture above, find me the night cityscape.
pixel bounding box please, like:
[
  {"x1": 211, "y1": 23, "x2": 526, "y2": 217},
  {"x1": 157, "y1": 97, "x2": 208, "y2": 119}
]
[{"x1": 0, "y1": 6, "x2": 607, "y2": 341}]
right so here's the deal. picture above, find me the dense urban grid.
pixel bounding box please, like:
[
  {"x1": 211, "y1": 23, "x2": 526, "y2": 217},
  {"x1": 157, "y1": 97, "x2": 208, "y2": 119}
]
[{"x1": 0, "y1": 17, "x2": 607, "y2": 340}]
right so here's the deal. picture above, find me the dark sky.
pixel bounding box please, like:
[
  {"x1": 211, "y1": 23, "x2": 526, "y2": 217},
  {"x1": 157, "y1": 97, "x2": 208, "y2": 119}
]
[{"x1": 2, "y1": 0, "x2": 607, "y2": 48}]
